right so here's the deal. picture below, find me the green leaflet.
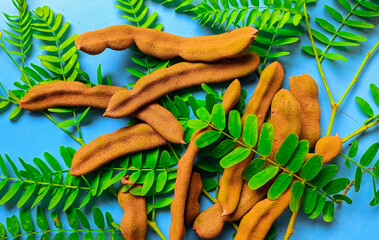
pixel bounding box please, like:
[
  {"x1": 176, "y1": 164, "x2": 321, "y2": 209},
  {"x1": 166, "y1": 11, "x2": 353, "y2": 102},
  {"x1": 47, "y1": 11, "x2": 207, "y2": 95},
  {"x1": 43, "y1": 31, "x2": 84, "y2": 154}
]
[
  {"x1": 242, "y1": 158, "x2": 265, "y2": 180},
  {"x1": 267, "y1": 173, "x2": 292, "y2": 200},
  {"x1": 275, "y1": 133, "x2": 299, "y2": 165},
  {"x1": 300, "y1": 154, "x2": 323, "y2": 181},
  {"x1": 257, "y1": 122, "x2": 274, "y2": 157},
  {"x1": 301, "y1": 188, "x2": 317, "y2": 214},
  {"x1": 242, "y1": 114, "x2": 258, "y2": 148},
  {"x1": 248, "y1": 165, "x2": 279, "y2": 190},
  {"x1": 323, "y1": 201, "x2": 334, "y2": 222},
  {"x1": 220, "y1": 147, "x2": 251, "y2": 168},
  {"x1": 322, "y1": 178, "x2": 350, "y2": 195},
  {"x1": 228, "y1": 110, "x2": 242, "y2": 139},
  {"x1": 290, "y1": 181, "x2": 305, "y2": 212},
  {"x1": 311, "y1": 164, "x2": 339, "y2": 188}
]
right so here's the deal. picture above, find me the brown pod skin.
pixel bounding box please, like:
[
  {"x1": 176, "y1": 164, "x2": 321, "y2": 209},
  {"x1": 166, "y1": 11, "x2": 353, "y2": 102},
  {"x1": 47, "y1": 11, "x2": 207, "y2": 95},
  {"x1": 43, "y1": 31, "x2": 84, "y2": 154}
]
[
  {"x1": 118, "y1": 186, "x2": 147, "y2": 240},
  {"x1": 75, "y1": 25, "x2": 259, "y2": 62},
  {"x1": 234, "y1": 189, "x2": 291, "y2": 240},
  {"x1": 19, "y1": 81, "x2": 184, "y2": 144},
  {"x1": 218, "y1": 61, "x2": 284, "y2": 215},
  {"x1": 169, "y1": 80, "x2": 241, "y2": 240},
  {"x1": 289, "y1": 74, "x2": 321, "y2": 148},
  {"x1": 184, "y1": 172, "x2": 203, "y2": 226},
  {"x1": 105, "y1": 52, "x2": 260, "y2": 118},
  {"x1": 315, "y1": 135, "x2": 343, "y2": 164},
  {"x1": 70, "y1": 123, "x2": 167, "y2": 176}
]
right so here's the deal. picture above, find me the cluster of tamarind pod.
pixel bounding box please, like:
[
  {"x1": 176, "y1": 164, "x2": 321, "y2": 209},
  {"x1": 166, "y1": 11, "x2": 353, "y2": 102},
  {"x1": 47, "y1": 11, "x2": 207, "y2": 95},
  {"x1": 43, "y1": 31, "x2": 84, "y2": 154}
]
[{"x1": 18, "y1": 24, "x2": 344, "y2": 240}]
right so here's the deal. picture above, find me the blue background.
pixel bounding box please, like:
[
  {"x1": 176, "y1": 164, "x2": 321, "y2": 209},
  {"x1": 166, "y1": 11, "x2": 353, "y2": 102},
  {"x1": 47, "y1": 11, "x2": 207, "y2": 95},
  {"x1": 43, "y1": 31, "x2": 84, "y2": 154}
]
[{"x1": 0, "y1": 0, "x2": 378, "y2": 239}]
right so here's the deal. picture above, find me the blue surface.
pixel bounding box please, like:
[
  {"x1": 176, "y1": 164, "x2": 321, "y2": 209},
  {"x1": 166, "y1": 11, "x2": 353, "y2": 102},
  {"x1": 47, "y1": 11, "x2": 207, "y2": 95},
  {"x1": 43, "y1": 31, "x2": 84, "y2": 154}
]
[{"x1": 0, "y1": 0, "x2": 378, "y2": 239}]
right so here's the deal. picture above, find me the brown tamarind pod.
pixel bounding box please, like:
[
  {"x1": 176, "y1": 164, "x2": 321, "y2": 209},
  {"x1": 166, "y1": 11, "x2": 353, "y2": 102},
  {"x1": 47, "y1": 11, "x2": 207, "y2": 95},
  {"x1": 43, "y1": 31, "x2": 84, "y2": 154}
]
[
  {"x1": 193, "y1": 181, "x2": 268, "y2": 239},
  {"x1": 118, "y1": 186, "x2": 147, "y2": 240},
  {"x1": 217, "y1": 61, "x2": 284, "y2": 215},
  {"x1": 105, "y1": 52, "x2": 259, "y2": 118},
  {"x1": 184, "y1": 172, "x2": 203, "y2": 226},
  {"x1": 234, "y1": 189, "x2": 291, "y2": 240},
  {"x1": 75, "y1": 25, "x2": 259, "y2": 62},
  {"x1": 169, "y1": 80, "x2": 241, "y2": 240},
  {"x1": 289, "y1": 74, "x2": 321, "y2": 148},
  {"x1": 70, "y1": 123, "x2": 167, "y2": 176},
  {"x1": 315, "y1": 135, "x2": 342, "y2": 164},
  {"x1": 19, "y1": 81, "x2": 184, "y2": 144}
]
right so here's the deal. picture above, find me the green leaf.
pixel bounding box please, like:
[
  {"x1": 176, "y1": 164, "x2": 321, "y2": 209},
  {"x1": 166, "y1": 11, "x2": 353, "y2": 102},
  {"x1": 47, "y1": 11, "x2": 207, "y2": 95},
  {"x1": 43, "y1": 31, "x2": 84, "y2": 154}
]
[
  {"x1": 300, "y1": 154, "x2": 323, "y2": 181},
  {"x1": 330, "y1": 41, "x2": 360, "y2": 47},
  {"x1": 337, "y1": 0, "x2": 351, "y2": 11},
  {"x1": 0, "y1": 100, "x2": 11, "y2": 110},
  {"x1": 211, "y1": 104, "x2": 225, "y2": 130},
  {"x1": 323, "y1": 201, "x2": 334, "y2": 222},
  {"x1": 6, "y1": 215, "x2": 19, "y2": 236},
  {"x1": 57, "y1": 119, "x2": 76, "y2": 129},
  {"x1": 370, "y1": 84, "x2": 379, "y2": 107},
  {"x1": 126, "y1": 68, "x2": 146, "y2": 78},
  {"x1": 248, "y1": 165, "x2": 279, "y2": 190},
  {"x1": 196, "y1": 107, "x2": 211, "y2": 122},
  {"x1": 311, "y1": 164, "x2": 339, "y2": 188},
  {"x1": 202, "y1": 178, "x2": 218, "y2": 191},
  {"x1": 302, "y1": 46, "x2": 322, "y2": 56},
  {"x1": 290, "y1": 181, "x2": 305, "y2": 211},
  {"x1": 93, "y1": 206, "x2": 105, "y2": 229},
  {"x1": 41, "y1": 61, "x2": 63, "y2": 74},
  {"x1": 324, "y1": 5, "x2": 343, "y2": 22},
  {"x1": 20, "y1": 209, "x2": 33, "y2": 233},
  {"x1": 31, "y1": 185, "x2": 50, "y2": 208},
  {"x1": 155, "y1": 171, "x2": 167, "y2": 193},
  {"x1": 311, "y1": 29, "x2": 329, "y2": 44},
  {"x1": 301, "y1": 188, "x2": 317, "y2": 214},
  {"x1": 146, "y1": 148, "x2": 159, "y2": 169},
  {"x1": 275, "y1": 133, "x2": 299, "y2": 165},
  {"x1": 259, "y1": 9, "x2": 271, "y2": 29},
  {"x1": 174, "y1": 96, "x2": 190, "y2": 118},
  {"x1": 333, "y1": 194, "x2": 352, "y2": 204},
  {"x1": 228, "y1": 110, "x2": 241, "y2": 139},
  {"x1": 356, "y1": 96, "x2": 373, "y2": 117},
  {"x1": 242, "y1": 114, "x2": 258, "y2": 148},
  {"x1": 48, "y1": 187, "x2": 64, "y2": 210},
  {"x1": 205, "y1": 94, "x2": 217, "y2": 113},
  {"x1": 353, "y1": 9, "x2": 379, "y2": 17},
  {"x1": 360, "y1": 143, "x2": 379, "y2": 166},
  {"x1": 268, "y1": 51, "x2": 290, "y2": 58},
  {"x1": 267, "y1": 173, "x2": 293, "y2": 200},
  {"x1": 0, "y1": 223, "x2": 5, "y2": 238},
  {"x1": 141, "y1": 171, "x2": 155, "y2": 195},
  {"x1": 348, "y1": 140, "x2": 359, "y2": 158},
  {"x1": 37, "y1": 206, "x2": 49, "y2": 231},
  {"x1": 272, "y1": 37, "x2": 299, "y2": 46},
  {"x1": 196, "y1": 158, "x2": 219, "y2": 172},
  {"x1": 195, "y1": 130, "x2": 221, "y2": 148},
  {"x1": 246, "y1": 10, "x2": 259, "y2": 26},
  {"x1": 203, "y1": 139, "x2": 236, "y2": 158},
  {"x1": 242, "y1": 158, "x2": 266, "y2": 180},
  {"x1": 155, "y1": 197, "x2": 173, "y2": 208},
  {"x1": 9, "y1": 106, "x2": 22, "y2": 120},
  {"x1": 324, "y1": 53, "x2": 347, "y2": 61},
  {"x1": 257, "y1": 122, "x2": 274, "y2": 157},
  {"x1": 315, "y1": 18, "x2": 336, "y2": 33},
  {"x1": 323, "y1": 178, "x2": 350, "y2": 195},
  {"x1": 0, "y1": 181, "x2": 21, "y2": 204},
  {"x1": 286, "y1": 140, "x2": 309, "y2": 173},
  {"x1": 220, "y1": 147, "x2": 251, "y2": 168},
  {"x1": 17, "y1": 184, "x2": 36, "y2": 208},
  {"x1": 354, "y1": 167, "x2": 362, "y2": 192},
  {"x1": 44, "y1": 152, "x2": 61, "y2": 172},
  {"x1": 292, "y1": 13, "x2": 302, "y2": 26},
  {"x1": 345, "y1": 20, "x2": 374, "y2": 28},
  {"x1": 338, "y1": 31, "x2": 367, "y2": 42},
  {"x1": 0, "y1": 156, "x2": 8, "y2": 177},
  {"x1": 201, "y1": 83, "x2": 219, "y2": 99},
  {"x1": 63, "y1": 189, "x2": 79, "y2": 211},
  {"x1": 160, "y1": 150, "x2": 171, "y2": 169}
]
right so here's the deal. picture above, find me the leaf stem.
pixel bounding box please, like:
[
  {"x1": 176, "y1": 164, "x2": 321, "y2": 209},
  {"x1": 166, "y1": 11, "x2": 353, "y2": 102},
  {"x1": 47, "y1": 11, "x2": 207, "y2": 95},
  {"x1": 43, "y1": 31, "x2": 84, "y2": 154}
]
[
  {"x1": 342, "y1": 120, "x2": 379, "y2": 143},
  {"x1": 342, "y1": 167, "x2": 376, "y2": 196},
  {"x1": 303, "y1": 3, "x2": 335, "y2": 122},
  {"x1": 261, "y1": 24, "x2": 279, "y2": 70},
  {"x1": 284, "y1": 206, "x2": 300, "y2": 240},
  {"x1": 41, "y1": 111, "x2": 85, "y2": 146},
  {"x1": 148, "y1": 220, "x2": 167, "y2": 240},
  {"x1": 339, "y1": 154, "x2": 377, "y2": 179}
]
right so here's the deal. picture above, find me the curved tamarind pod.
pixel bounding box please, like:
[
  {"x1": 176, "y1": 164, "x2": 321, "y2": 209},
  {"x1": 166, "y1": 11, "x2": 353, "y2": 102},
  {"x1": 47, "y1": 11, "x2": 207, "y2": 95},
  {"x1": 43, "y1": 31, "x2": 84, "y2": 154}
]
[
  {"x1": 75, "y1": 25, "x2": 259, "y2": 62},
  {"x1": 19, "y1": 81, "x2": 184, "y2": 144},
  {"x1": 289, "y1": 74, "x2": 321, "y2": 148},
  {"x1": 70, "y1": 123, "x2": 167, "y2": 176},
  {"x1": 193, "y1": 181, "x2": 268, "y2": 239},
  {"x1": 234, "y1": 189, "x2": 291, "y2": 240},
  {"x1": 105, "y1": 52, "x2": 259, "y2": 118},
  {"x1": 218, "y1": 61, "x2": 284, "y2": 215},
  {"x1": 169, "y1": 80, "x2": 241, "y2": 240},
  {"x1": 184, "y1": 172, "x2": 203, "y2": 226},
  {"x1": 315, "y1": 135, "x2": 342, "y2": 164},
  {"x1": 118, "y1": 186, "x2": 147, "y2": 240}
]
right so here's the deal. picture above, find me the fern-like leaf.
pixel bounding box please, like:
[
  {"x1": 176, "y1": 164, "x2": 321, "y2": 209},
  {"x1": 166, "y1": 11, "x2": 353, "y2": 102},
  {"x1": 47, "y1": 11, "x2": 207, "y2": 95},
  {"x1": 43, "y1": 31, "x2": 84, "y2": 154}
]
[{"x1": 32, "y1": 6, "x2": 79, "y2": 81}]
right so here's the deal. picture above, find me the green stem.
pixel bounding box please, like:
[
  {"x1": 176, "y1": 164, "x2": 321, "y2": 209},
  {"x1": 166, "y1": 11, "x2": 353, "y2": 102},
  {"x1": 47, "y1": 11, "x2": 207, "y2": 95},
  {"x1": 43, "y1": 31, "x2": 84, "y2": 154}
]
[
  {"x1": 73, "y1": 111, "x2": 84, "y2": 142},
  {"x1": 41, "y1": 111, "x2": 85, "y2": 146},
  {"x1": 342, "y1": 120, "x2": 379, "y2": 143},
  {"x1": 167, "y1": 142, "x2": 181, "y2": 162},
  {"x1": 340, "y1": 154, "x2": 377, "y2": 178},
  {"x1": 148, "y1": 221, "x2": 167, "y2": 240},
  {"x1": 303, "y1": 4, "x2": 335, "y2": 118},
  {"x1": 0, "y1": 176, "x2": 90, "y2": 190},
  {"x1": 261, "y1": 24, "x2": 279, "y2": 70},
  {"x1": 202, "y1": 188, "x2": 216, "y2": 202}
]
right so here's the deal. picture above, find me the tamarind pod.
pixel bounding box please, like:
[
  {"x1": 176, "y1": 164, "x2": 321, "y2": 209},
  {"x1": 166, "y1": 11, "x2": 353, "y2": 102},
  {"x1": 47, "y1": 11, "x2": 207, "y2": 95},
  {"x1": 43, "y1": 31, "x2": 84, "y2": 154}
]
[
  {"x1": 315, "y1": 135, "x2": 342, "y2": 164},
  {"x1": 169, "y1": 80, "x2": 241, "y2": 240},
  {"x1": 19, "y1": 81, "x2": 123, "y2": 110},
  {"x1": 19, "y1": 81, "x2": 184, "y2": 144},
  {"x1": 234, "y1": 189, "x2": 291, "y2": 240},
  {"x1": 289, "y1": 74, "x2": 321, "y2": 148},
  {"x1": 75, "y1": 25, "x2": 259, "y2": 62},
  {"x1": 217, "y1": 61, "x2": 284, "y2": 215},
  {"x1": 70, "y1": 123, "x2": 167, "y2": 176},
  {"x1": 118, "y1": 186, "x2": 147, "y2": 240},
  {"x1": 184, "y1": 172, "x2": 203, "y2": 226},
  {"x1": 193, "y1": 181, "x2": 268, "y2": 239},
  {"x1": 105, "y1": 52, "x2": 259, "y2": 118}
]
